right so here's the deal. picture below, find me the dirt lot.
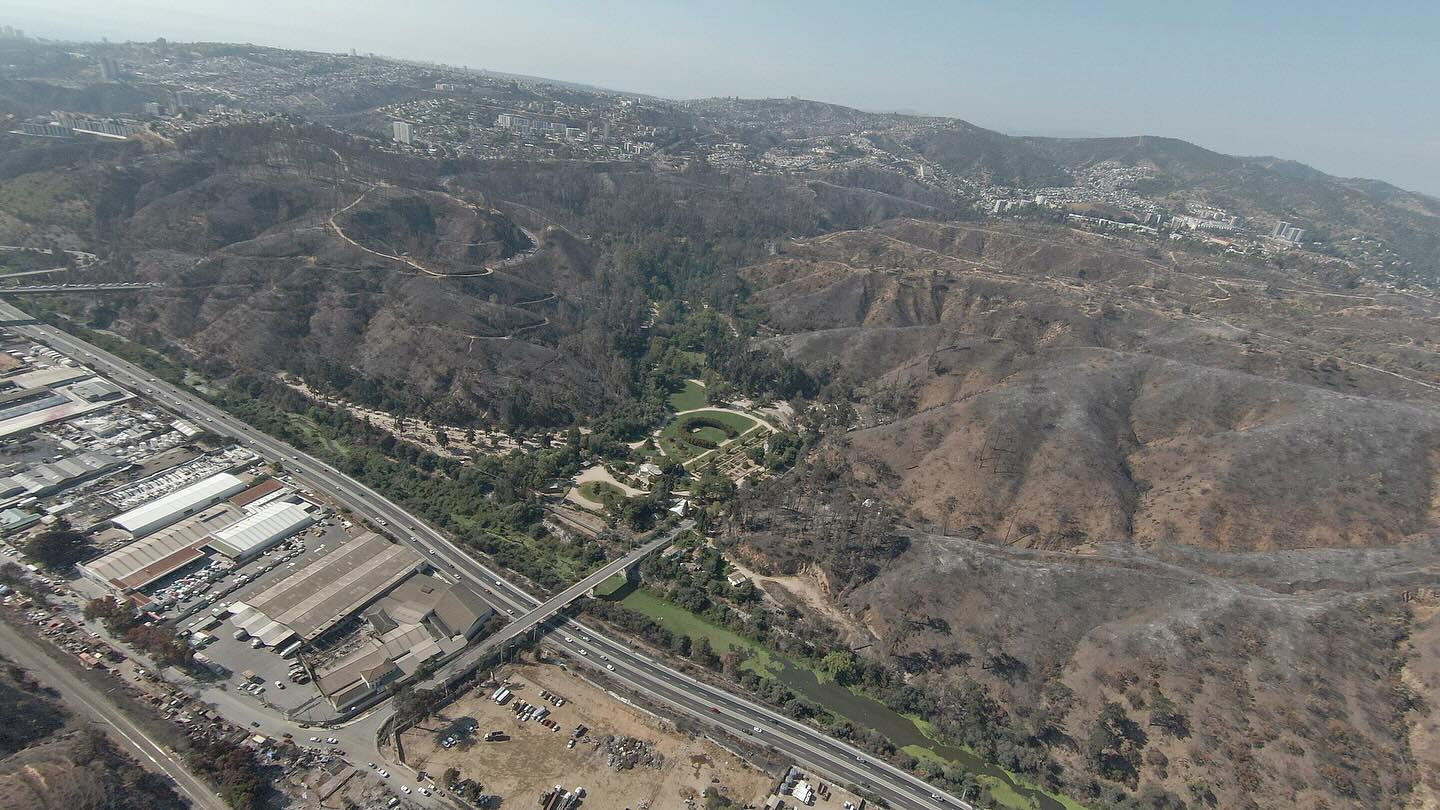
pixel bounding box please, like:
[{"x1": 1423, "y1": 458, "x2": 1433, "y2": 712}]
[{"x1": 401, "y1": 663, "x2": 775, "y2": 810}]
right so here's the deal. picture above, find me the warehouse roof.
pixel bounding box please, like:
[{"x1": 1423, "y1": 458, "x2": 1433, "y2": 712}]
[
  {"x1": 111, "y1": 472, "x2": 246, "y2": 536},
  {"x1": 80, "y1": 504, "x2": 242, "y2": 591},
  {"x1": 229, "y1": 478, "x2": 285, "y2": 507},
  {"x1": 0, "y1": 451, "x2": 126, "y2": 501},
  {"x1": 205, "y1": 500, "x2": 314, "y2": 560},
  {"x1": 228, "y1": 532, "x2": 423, "y2": 642}
]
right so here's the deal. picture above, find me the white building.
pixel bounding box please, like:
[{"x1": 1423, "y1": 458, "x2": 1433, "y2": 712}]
[
  {"x1": 205, "y1": 500, "x2": 315, "y2": 561},
  {"x1": 391, "y1": 120, "x2": 413, "y2": 145},
  {"x1": 110, "y1": 472, "x2": 246, "y2": 538}
]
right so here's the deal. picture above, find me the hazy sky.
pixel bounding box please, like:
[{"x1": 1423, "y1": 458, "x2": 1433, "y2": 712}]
[{"x1": 8, "y1": 0, "x2": 1439, "y2": 195}]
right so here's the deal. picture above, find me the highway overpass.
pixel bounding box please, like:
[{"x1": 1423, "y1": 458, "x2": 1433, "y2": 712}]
[
  {"x1": 0, "y1": 300, "x2": 970, "y2": 810},
  {"x1": 0, "y1": 282, "x2": 159, "y2": 293}
]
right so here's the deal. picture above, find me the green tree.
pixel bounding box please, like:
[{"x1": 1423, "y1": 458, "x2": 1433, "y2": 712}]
[
  {"x1": 819, "y1": 650, "x2": 859, "y2": 685},
  {"x1": 1086, "y1": 701, "x2": 1146, "y2": 784},
  {"x1": 691, "y1": 636, "x2": 721, "y2": 670},
  {"x1": 26, "y1": 519, "x2": 89, "y2": 571}
]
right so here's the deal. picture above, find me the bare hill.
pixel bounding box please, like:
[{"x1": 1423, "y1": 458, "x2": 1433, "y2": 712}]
[
  {"x1": 748, "y1": 219, "x2": 1440, "y2": 551},
  {"x1": 841, "y1": 533, "x2": 1436, "y2": 810}
]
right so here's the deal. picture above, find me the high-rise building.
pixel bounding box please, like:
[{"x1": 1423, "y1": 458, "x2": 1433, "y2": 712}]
[
  {"x1": 392, "y1": 120, "x2": 413, "y2": 145},
  {"x1": 99, "y1": 56, "x2": 121, "y2": 82}
]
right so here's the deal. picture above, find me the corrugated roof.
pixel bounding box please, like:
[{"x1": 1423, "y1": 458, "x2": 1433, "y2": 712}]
[
  {"x1": 228, "y1": 533, "x2": 422, "y2": 642},
  {"x1": 81, "y1": 504, "x2": 242, "y2": 590},
  {"x1": 204, "y1": 500, "x2": 314, "y2": 559},
  {"x1": 229, "y1": 478, "x2": 284, "y2": 507},
  {"x1": 0, "y1": 451, "x2": 125, "y2": 498},
  {"x1": 111, "y1": 472, "x2": 246, "y2": 536}
]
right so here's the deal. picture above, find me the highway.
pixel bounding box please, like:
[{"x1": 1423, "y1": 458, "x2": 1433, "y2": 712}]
[
  {"x1": 422, "y1": 527, "x2": 683, "y2": 687},
  {"x1": 486, "y1": 530, "x2": 677, "y2": 646},
  {"x1": 0, "y1": 618, "x2": 230, "y2": 810},
  {"x1": 0, "y1": 299, "x2": 971, "y2": 810},
  {"x1": 0, "y1": 282, "x2": 159, "y2": 292}
]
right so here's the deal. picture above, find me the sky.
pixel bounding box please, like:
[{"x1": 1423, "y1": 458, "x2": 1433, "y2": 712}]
[{"x1": 8, "y1": 0, "x2": 1440, "y2": 195}]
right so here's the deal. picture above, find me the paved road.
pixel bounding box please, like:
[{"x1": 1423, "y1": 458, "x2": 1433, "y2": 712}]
[
  {"x1": 0, "y1": 619, "x2": 230, "y2": 810},
  {"x1": 0, "y1": 300, "x2": 971, "y2": 810},
  {"x1": 419, "y1": 527, "x2": 683, "y2": 690},
  {"x1": 487, "y1": 530, "x2": 677, "y2": 647},
  {"x1": 0, "y1": 283, "x2": 159, "y2": 292}
]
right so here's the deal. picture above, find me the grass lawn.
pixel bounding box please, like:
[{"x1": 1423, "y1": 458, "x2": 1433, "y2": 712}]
[
  {"x1": 612, "y1": 586, "x2": 777, "y2": 674},
  {"x1": 578, "y1": 480, "x2": 625, "y2": 503},
  {"x1": 667, "y1": 379, "x2": 709, "y2": 412},
  {"x1": 591, "y1": 573, "x2": 629, "y2": 598},
  {"x1": 657, "y1": 409, "x2": 759, "y2": 462}
]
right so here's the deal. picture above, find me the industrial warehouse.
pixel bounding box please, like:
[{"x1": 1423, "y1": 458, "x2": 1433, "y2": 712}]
[
  {"x1": 219, "y1": 531, "x2": 495, "y2": 710},
  {"x1": 78, "y1": 475, "x2": 318, "y2": 596},
  {"x1": 227, "y1": 531, "x2": 425, "y2": 647},
  {"x1": 309, "y1": 569, "x2": 494, "y2": 710},
  {"x1": 109, "y1": 471, "x2": 247, "y2": 537}
]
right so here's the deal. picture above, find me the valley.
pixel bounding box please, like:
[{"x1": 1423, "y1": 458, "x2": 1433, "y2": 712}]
[{"x1": 0, "y1": 30, "x2": 1437, "y2": 810}]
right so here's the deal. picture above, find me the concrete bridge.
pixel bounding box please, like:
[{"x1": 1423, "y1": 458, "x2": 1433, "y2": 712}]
[
  {"x1": 0, "y1": 283, "x2": 159, "y2": 293},
  {"x1": 420, "y1": 521, "x2": 691, "y2": 689}
]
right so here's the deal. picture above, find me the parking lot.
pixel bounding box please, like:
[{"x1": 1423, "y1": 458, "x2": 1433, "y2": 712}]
[{"x1": 189, "y1": 520, "x2": 362, "y2": 714}]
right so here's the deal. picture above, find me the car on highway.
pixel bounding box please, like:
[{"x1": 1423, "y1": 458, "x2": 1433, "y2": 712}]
[
  {"x1": 578, "y1": 649, "x2": 587, "y2": 656},
  {"x1": 605, "y1": 664, "x2": 614, "y2": 671},
  {"x1": 564, "y1": 636, "x2": 573, "y2": 643},
  {"x1": 709, "y1": 707, "x2": 720, "y2": 714}
]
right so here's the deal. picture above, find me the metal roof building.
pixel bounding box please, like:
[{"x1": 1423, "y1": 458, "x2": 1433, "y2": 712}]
[
  {"x1": 205, "y1": 500, "x2": 314, "y2": 561},
  {"x1": 317, "y1": 574, "x2": 493, "y2": 710},
  {"x1": 227, "y1": 532, "x2": 423, "y2": 644},
  {"x1": 79, "y1": 504, "x2": 243, "y2": 592},
  {"x1": 0, "y1": 451, "x2": 127, "y2": 503},
  {"x1": 111, "y1": 472, "x2": 246, "y2": 538}
]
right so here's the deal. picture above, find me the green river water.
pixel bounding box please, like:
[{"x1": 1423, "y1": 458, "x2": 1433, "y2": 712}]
[{"x1": 610, "y1": 585, "x2": 1070, "y2": 810}]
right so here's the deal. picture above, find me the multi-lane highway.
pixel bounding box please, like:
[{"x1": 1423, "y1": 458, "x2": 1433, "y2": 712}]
[
  {"x1": 0, "y1": 300, "x2": 971, "y2": 810},
  {"x1": 0, "y1": 282, "x2": 159, "y2": 292},
  {"x1": 425, "y1": 527, "x2": 684, "y2": 685}
]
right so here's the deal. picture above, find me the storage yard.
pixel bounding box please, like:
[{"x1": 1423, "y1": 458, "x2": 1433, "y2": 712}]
[
  {"x1": 401, "y1": 663, "x2": 774, "y2": 810},
  {"x1": 0, "y1": 328, "x2": 495, "y2": 725}
]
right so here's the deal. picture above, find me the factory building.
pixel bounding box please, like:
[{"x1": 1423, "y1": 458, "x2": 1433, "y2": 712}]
[
  {"x1": 110, "y1": 472, "x2": 246, "y2": 538},
  {"x1": 315, "y1": 572, "x2": 495, "y2": 710},
  {"x1": 205, "y1": 500, "x2": 316, "y2": 562},
  {"x1": 0, "y1": 451, "x2": 128, "y2": 506},
  {"x1": 80, "y1": 503, "x2": 244, "y2": 593},
  {"x1": 226, "y1": 532, "x2": 424, "y2": 646}
]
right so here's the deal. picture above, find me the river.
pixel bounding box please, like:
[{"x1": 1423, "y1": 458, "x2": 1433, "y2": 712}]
[{"x1": 611, "y1": 585, "x2": 1069, "y2": 810}]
